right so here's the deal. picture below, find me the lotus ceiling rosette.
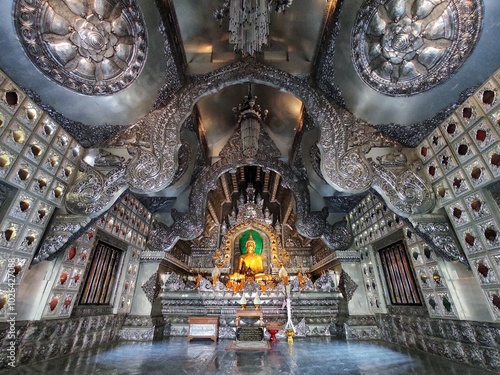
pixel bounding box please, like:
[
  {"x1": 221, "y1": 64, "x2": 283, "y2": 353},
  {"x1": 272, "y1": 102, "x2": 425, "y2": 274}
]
[
  {"x1": 15, "y1": 0, "x2": 147, "y2": 95},
  {"x1": 351, "y1": 0, "x2": 483, "y2": 96}
]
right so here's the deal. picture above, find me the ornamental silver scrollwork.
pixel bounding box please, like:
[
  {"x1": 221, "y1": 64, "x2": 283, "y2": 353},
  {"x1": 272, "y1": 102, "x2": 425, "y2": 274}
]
[
  {"x1": 14, "y1": 0, "x2": 148, "y2": 95},
  {"x1": 65, "y1": 162, "x2": 128, "y2": 218},
  {"x1": 148, "y1": 153, "x2": 353, "y2": 252},
  {"x1": 125, "y1": 59, "x2": 360, "y2": 194},
  {"x1": 351, "y1": 0, "x2": 483, "y2": 96},
  {"x1": 371, "y1": 162, "x2": 435, "y2": 217}
]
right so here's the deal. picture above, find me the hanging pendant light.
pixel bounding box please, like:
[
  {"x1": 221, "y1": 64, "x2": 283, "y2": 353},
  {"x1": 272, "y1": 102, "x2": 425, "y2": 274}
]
[
  {"x1": 234, "y1": 85, "x2": 268, "y2": 158},
  {"x1": 214, "y1": 0, "x2": 293, "y2": 56}
]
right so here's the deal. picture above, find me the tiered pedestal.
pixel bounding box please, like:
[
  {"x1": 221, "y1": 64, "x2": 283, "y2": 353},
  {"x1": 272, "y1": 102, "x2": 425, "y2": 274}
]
[{"x1": 266, "y1": 322, "x2": 283, "y2": 342}]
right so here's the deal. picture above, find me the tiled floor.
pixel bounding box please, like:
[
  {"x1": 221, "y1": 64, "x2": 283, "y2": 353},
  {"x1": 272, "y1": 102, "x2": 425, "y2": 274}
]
[{"x1": 3, "y1": 337, "x2": 496, "y2": 375}]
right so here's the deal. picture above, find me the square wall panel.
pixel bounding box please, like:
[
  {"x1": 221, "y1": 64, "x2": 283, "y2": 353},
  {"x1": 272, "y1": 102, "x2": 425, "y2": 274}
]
[
  {"x1": 446, "y1": 169, "x2": 472, "y2": 197},
  {"x1": 0, "y1": 146, "x2": 15, "y2": 179},
  {"x1": 446, "y1": 201, "x2": 471, "y2": 228},
  {"x1": 418, "y1": 139, "x2": 434, "y2": 164},
  {"x1": 478, "y1": 220, "x2": 500, "y2": 250},
  {"x1": 22, "y1": 135, "x2": 47, "y2": 165},
  {"x1": 428, "y1": 128, "x2": 446, "y2": 154},
  {"x1": 7, "y1": 158, "x2": 35, "y2": 190},
  {"x1": 464, "y1": 158, "x2": 493, "y2": 188},
  {"x1": 458, "y1": 226, "x2": 485, "y2": 255},
  {"x1": 28, "y1": 201, "x2": 54, "y2": 227},
  {"x1": 469, "y1": 119, "x2": 499, "y2": 152},
  {"x1": 0, "y1": 83, "x2": 26, "y2": 115},
  {"x1": 483, "y1": 143, "x2": 500, "y2": 177},
  {"x1": 474, "y1": 79, "x2": 499, "y2": 114},
  {"x1": 457, "y1": 97, "x2": 484, "y2": 129},
  {"x1": 0, "y1": 109, "x2": 12, "y2": 138},
  {"x1": 434, "y1": 179, "x2": 454, "y2": 207},
  {"x1": 464, "y1": 192, "x2": 491, "y2": 221},
  {"x1": 35, "y1": 116, "x2": 57, "y2": 143},
  {"x1": 451, "y1": 134, "x2": 477, "y2": 164},
  {"x1": 2, "y1": 121, "x2": 29, "y2": 153},
  {"x1": 437, "y1": 148, "x2": 459, "y2": 174},
  {"x1": 16, "y1": 101, "x2": 42, "y2": 130},
  {"x1": 440, "y1": 114, "x2": 464, "y2": 143}
]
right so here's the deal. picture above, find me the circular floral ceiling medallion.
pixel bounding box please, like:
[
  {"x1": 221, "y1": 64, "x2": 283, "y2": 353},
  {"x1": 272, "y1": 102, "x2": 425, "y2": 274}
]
[
  {"x1": 351, "y1": 0, "x2": 483, "y2": 96},
  {"x1": 15, "y1": 0, "x2": 148, "y2": 96}
]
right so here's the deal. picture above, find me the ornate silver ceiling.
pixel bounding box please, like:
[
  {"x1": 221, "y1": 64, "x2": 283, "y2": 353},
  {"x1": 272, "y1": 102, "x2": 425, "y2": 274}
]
[
  {"x1": 351, "y1": 0, "x2": 483, "y2": 96},
  {"x1": 15, "y1": 0, "x2": 147, "y2": 95}
]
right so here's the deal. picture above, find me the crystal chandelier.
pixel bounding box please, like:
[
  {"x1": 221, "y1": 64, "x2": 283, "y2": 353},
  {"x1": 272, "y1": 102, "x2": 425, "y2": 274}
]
[
  {"x1": 214, "y1": 0, "x2": 293, "y2": 56},
  {"x1": 234, "y1": 87, "x2": 267, "y2": 158}
]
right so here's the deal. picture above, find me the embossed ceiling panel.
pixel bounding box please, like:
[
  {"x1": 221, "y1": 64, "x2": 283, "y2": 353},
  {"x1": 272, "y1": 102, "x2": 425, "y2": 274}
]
[
  {"x1": 322, "y1": 0, "x2": 499, "y2": 131},
  {"x1": 15, "y1": 0, "x2": 148, "y2": 95},
  {"x1": 351, "y1": 0, "x2": 483, "y2": 96}
]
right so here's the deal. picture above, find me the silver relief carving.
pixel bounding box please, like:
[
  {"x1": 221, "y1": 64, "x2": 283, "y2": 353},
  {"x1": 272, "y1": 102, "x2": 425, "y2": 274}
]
[
  {"x1": 65, "y1": 162, "x2": 128, "y2": 218},
  {"x1": 408, "y1": 214, "x2": 467, "y2": 264},
  {"x1": 147, "y1": 154, "x2": 353, "y2": 252},
  {"x1": 33, "y1": 216, "x2": 93, "y2": 263},
  {"x1": 14, "y1": 0, "x2": 148, "y2": 95},
  {"x1": 116, "y1": 59, "x2": 434, "y2": 242},
  {"x1": 371, "y1": 162, "x2": 435, "y2": 217},
  {"x1": 351, "y1": 0, "x2": 483, "y2": 96},
  {"x1": 142, "y1": 272, "x2": 161, "y2": 304},
  {"x1": 124, "y1": 59, "x2": 357, "y2": 194},
  {"x1": 339, "y1": 270, "x2": 358, "y2": 303}
]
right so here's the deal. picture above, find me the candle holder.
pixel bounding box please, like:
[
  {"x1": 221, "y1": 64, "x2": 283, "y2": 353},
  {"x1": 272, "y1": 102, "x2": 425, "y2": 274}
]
[
  {"x1": 285, "y1": 328, "x2": 294, "y2": 343},
  {"x1": 266, "y1": 322, "x2": 283, "y2": 342},
  {"x1": 238, "y1": 294, "x2": 247, "y2": 310},
  {"x1": 253, "y1": 294, "x2": 261, "y2": 310}
]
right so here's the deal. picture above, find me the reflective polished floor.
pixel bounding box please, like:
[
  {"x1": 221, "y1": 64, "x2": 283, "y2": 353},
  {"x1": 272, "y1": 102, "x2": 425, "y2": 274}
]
[{"x1": 4, "y1": 337, "x2": 496, "y2": 375}]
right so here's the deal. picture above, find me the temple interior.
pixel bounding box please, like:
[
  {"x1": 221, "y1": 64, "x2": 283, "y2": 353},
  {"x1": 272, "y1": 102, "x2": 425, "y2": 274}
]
[{"x1": 0, "y1": 0, "x2": 499, "y2": 373}]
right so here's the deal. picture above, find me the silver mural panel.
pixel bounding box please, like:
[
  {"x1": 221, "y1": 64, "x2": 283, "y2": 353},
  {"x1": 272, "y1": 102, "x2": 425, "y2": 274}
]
[
  {"x1": 14, "y1": 0, "x2": 148, "y2": 95},
  {"x1": 351, "y1": 0, "x2": 483, "y2": 96}
]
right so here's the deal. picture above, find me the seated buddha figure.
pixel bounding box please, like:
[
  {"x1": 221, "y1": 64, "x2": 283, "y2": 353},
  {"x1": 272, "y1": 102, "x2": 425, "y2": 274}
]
[
  {"x1": 238, "y1": 233, "x2": 263, "y2": 273},
  {"x1": 231, "y1": 233, "x2": 271, "y2": 281}
]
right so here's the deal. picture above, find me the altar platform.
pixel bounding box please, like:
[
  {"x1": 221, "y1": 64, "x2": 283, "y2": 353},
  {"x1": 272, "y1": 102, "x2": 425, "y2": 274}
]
[{"x1": 160, "y1": 280, "x2": 342, "y2": 339}]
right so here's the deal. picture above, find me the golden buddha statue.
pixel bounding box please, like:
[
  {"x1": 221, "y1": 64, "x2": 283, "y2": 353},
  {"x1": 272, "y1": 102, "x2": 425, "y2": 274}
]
[
  {"x1": 237, "y1": 233, "x2": 263, "y2": 274},
  {"x1": 230, "y1": 233, "x2": 271, "y2": 281}
]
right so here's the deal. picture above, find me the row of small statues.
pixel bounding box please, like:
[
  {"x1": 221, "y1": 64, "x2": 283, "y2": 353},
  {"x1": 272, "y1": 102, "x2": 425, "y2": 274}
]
[{"x1": 163, "y1": 269, "x2": 339, "y2": 294}]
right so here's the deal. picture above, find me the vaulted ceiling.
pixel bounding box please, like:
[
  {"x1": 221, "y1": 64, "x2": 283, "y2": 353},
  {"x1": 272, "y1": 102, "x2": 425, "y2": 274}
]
[{"x1": 0, "y1": 0, "x2": 498, "y2": 229}]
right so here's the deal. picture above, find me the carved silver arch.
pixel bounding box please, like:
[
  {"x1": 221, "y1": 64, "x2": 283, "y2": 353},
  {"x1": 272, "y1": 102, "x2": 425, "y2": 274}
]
[
  {"x1": 124, "y1": 59, "x2": 435, "y2": 218},
  {"x1": 64, "y1": 58, "x2": 434, "y2": 220},
  {"x1": 125, "y1": 59, "x2": 359, "y2": 194},
  {"x1": 148, "y1": 155, "x2": 354, "y2": 252}
]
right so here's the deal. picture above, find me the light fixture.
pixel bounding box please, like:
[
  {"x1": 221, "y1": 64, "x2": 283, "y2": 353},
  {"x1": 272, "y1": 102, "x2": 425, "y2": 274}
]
[
  {"x1": 214, "y1": 0, "x2": 293, "y2": 56},
  {"x1": 234, "y1": 85, "x2": 268, "y2": 158}
]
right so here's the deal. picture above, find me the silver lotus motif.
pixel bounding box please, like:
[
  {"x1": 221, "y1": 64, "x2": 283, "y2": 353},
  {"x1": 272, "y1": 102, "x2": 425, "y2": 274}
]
[
  {"x1": 15, "y1": 0, "x2": 147, "y2": 95},
  {"x1": 70, "y1": 15, "x2": 119, "y2": 63},
  {"x1": 352, "y1": 0, "x2": 483, "y2": 96}
]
